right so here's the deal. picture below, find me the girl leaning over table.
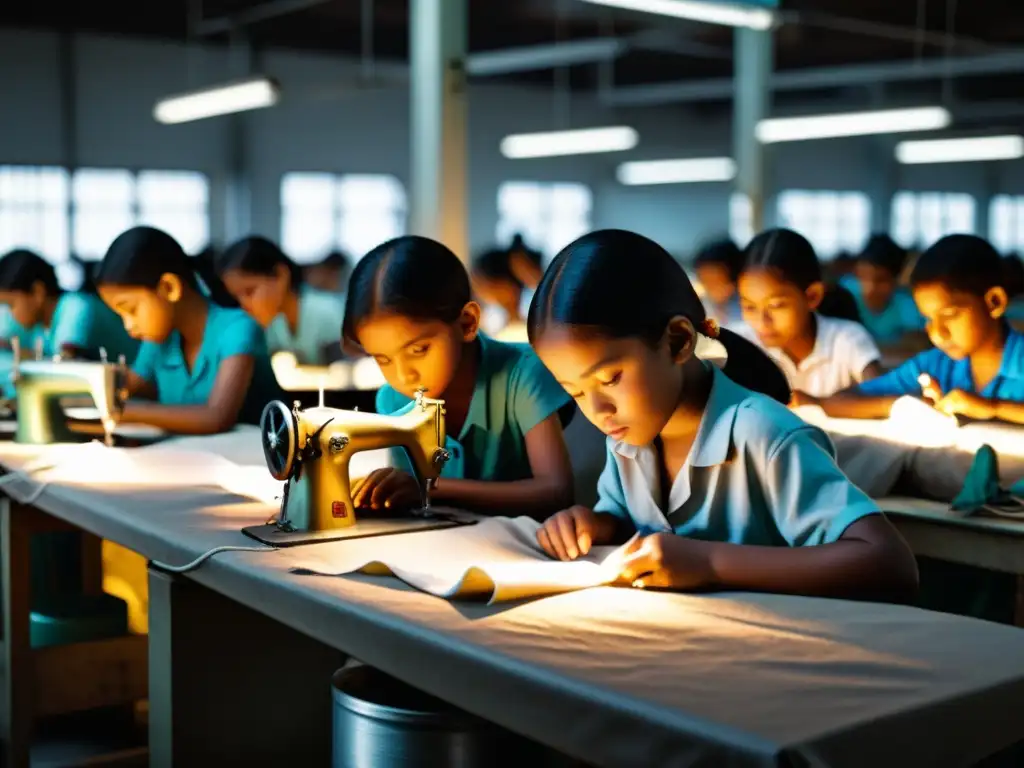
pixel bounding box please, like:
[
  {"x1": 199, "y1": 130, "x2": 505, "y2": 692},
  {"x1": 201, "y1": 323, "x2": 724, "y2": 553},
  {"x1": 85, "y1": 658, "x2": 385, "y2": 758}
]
[{"x1": 527, "y1": 229, "x2": 919, "y2": 603}]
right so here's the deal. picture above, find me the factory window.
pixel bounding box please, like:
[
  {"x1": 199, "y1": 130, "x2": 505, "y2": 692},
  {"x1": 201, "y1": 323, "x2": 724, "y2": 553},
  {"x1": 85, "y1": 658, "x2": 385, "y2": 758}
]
[
  {"x1": 0, "y1": 165, "x2": 70, "y2": 263},
  {"x1": 71, "y1": 168, "x2": 211, "y2": 259},
  {"x1": 137, "y1": 171, "x2": 210, "y2": 254},
  {"x1": 729, "y1": 193, "x2": 753, "y2": 248},
  {"x1": 990, "y1": 196, "x2": 1024, "y2": 254},
  {"x1": 777, "y1": 190, "x2": 871, "y2": 259},
  {"x1": 495, "y1": 182, "x2": 591, "y2": 262},
  {"x1": 891, "y1": 192, "x2": 975, "y2": 250},
  {"x1": 280, "y1": 172, "x2": 407, "y2": 264}
]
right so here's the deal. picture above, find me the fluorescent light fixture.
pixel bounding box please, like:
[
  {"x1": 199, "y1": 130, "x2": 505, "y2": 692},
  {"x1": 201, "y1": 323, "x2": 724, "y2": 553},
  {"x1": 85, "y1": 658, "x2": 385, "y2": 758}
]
[
  {"x1": 579, "y1": 0, "x2": 775, "y2": 29},
  {"x1": 154, "y1": 77, "x2": 280, "y2": 124},
  {"x1": 756, "y1": 106, "x2": 951, "y2": 144},
  {"x1": 895, "y1": 135, "x2": 1024, "y2": 164},
  {"x1": 617, "y1": 157, "x2": 736, "y2": 185},
  {"x1": 500, "y1": 126, "x2": 639, "y2": 159}
]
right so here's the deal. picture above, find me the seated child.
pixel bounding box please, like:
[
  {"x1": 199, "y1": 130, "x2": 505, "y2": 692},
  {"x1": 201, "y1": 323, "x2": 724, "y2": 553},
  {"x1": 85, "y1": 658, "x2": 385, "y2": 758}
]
[
  {"x1": 528, "y1": 229, "x2": 918, "y2": 602},
  {"x1": 737, "y1": 229, "x2": 881, "y2": 402},
  {"x1": 841, "y1": 234, "x2": 927, "y2": 348},
  {"x1": 303, "y1": 250, "x2": 351, "y2": 295},
  {"x1": 343, "y1": 235, "x2": 574, "y2": 519},
  {"x1": 95, "y1": 226, "x2": 284, "y2": 434},
  {"x1": 216, "y1": 236, "x2": 345, "y2": 365},
  {"x1": 816, "y1": 234, "x2": 1024, "y2": 425},
  {"x1": 693, "y1": 239, "x2": 745, "y2": 330},
  {"x1": 471, "y1": 248, "x2": 528, "y2": 342},
  {"x1": 0, "y1": 249, "x2": 138, "y2": 362}
]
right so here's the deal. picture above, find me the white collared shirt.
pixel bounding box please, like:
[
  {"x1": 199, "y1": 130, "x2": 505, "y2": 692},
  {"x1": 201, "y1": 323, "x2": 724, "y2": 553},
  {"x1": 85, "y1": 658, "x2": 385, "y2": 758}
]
[
  {"x1": 593, "y1": 366, "x2": 879, "y2": 547},
  {"x1": 756, "y1": 315, "x2": 880, "y2": 398}
]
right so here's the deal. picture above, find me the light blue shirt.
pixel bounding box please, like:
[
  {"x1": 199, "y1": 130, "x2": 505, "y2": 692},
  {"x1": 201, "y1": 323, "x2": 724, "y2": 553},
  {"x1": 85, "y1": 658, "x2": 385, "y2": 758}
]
[
  {"x1": 594, "y1": 365, "x2": 879, "y2": 546},
  {"x1": 132, "y1": 301, "x2": 284, "y2": 426},
  {"x1": 376, "y1": 334, "x2": 572, "y2": 482},
  {"x1": 265, "y1": 286, "x2": 345, "y2": 365},
  {"x1": 0, "y1": 293, "x2": 138, "y2": 362},
  {"x1": 840, "y1": 276, "x2": 925, "y2": 344},
  {"x1": 857, "y1": 327, "x2": 1024, "y2": 401}
]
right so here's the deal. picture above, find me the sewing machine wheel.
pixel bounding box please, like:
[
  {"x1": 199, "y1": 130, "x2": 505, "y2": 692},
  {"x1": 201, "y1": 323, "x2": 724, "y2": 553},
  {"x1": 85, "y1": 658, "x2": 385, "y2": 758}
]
[{"x1": 260, "y1": 400, "x2": 298, "y2": 481}]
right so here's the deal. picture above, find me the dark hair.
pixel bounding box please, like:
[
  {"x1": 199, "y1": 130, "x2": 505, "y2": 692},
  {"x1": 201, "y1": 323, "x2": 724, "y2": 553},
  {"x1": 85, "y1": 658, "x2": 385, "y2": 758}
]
[
  {"x1": 527, "y1": 229, "x2": 790, "y2": 404},
  {"x1": 95, "y1": 226, "x2": 238, "y2": 307},
  {"x1": 818, "y1": 283, "x2": 862, "y2": 323},
  {"x1": 342, "y1": 236, "x2": 472, "y2": 351},
  {"x1": 742, "y1": 228, "x2": 822, "y2": 291},
  {"x1": 910, "y1": 234, "x2": 1004, "y2": 297},
  {"x1": 472, "y1": 248, "x2": 518, "y2": 284},
  {"x1": 1002, "y1": 254, "x2": 1024, "y2": 299},
  {"x1": 215, "y1": 236, "x2": 303, "y2": 289},
  {"x1": 509, "y1": 234, "x2": 542, "y2": 268},
  {"x1": 859, "y1": 234, "x2": 908, "y2": 277},
  {"x1": 0, "y1": 249, "x2": 61, "y2": 296},
  {"x1": 68, "y1": 254, "x2": 98, "y2": 294},
  {"x1": 694, "y1": 238, "x2": 744, "y2": 283},
  {"x1": 319, "y1": 250, "x2": 351, "y2": 271}
]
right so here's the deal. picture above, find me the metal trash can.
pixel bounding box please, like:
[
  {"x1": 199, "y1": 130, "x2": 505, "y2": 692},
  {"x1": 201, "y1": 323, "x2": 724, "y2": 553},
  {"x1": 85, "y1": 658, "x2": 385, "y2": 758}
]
[{"x1": 332, "y1": 665, "x2": 530, "y2": 768}]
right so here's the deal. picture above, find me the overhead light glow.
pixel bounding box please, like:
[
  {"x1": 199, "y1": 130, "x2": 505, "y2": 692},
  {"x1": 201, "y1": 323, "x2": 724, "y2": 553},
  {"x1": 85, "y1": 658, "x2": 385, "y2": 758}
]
[
  {"x1": 578, "y1": 0, "x2": 775, "y2": 30},
  {"x1": 895, "y1": 135, "x2": 1024, "y2": 164},
  {"x1": 756, "y1": 106, "x2": 951, "y2": 144},
  {"x1": 154, "y1": 77, "x2": 280, "y2": 124},
  {"x1": 617, "y1": 157, "x2": 736, "y2": 185},
  {"x1": 500, "y1": 126, "x2": 639, "y2": 159}
]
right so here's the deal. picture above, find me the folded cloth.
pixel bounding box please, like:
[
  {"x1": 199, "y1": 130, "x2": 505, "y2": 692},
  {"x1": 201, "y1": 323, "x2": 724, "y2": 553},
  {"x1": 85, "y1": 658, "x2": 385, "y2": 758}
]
[
  {"x1": 951, "y1": 445, "x2": 1024, "y2": 518},
  {"x1": 291, "y1": 516, "x2": 626, "y2": 604}
]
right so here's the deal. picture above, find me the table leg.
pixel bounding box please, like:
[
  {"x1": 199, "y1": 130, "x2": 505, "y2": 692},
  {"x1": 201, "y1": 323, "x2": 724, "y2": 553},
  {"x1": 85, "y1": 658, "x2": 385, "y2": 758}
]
[
  {"x1": 147, "y1": 567, "x2": 345, "y2": 768},
  {"x1": 0, "y1": 498, "x2": 33, "y2": 768},
  {"x1": 1015, "y1": 575, "x2": 1024, "y2": 628}
]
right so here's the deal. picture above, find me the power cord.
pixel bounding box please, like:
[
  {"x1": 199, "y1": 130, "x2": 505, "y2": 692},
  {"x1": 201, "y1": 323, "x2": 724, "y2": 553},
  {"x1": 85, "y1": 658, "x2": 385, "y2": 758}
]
[{"x1": 150, "y1": 545, "x2": 277, "y2": 574}]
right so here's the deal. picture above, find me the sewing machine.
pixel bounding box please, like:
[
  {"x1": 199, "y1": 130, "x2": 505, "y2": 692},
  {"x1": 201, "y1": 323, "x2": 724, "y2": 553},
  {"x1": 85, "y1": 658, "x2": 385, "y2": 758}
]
[
  {"x1": 243, "y1": 389, "x2": 474, "y2": 546},
  {"x1": 10, "y1": 347, "x2": 129, "y2": 445}
]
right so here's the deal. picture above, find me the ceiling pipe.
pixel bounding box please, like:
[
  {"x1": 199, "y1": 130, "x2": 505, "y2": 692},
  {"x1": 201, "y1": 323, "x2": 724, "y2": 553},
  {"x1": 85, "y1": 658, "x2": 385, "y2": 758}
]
[{"x1": 604, "y1": 49, "x2": 1024, "y2": 107}]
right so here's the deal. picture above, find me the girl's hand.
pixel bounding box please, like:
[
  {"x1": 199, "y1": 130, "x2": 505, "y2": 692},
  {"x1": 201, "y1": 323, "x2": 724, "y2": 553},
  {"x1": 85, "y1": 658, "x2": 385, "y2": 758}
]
[
  {"x1": 537, "y1": 505, "x2": 608, "y2": 561},
  {"x1": 933, "y1": 389, "x2": 996, "y2": 421},
  {"x1": 617, "y1": 533, "x2": 716, "y2": 591},
  {"x1": 789, "y1": 390, "x2": 819, "y2": 409},
  {"x1": 918, "y1": 374, "x2": 943, "y2": 404},
  {"x1": 351, "y1": 468, "x2": 422, "y2": 511}
]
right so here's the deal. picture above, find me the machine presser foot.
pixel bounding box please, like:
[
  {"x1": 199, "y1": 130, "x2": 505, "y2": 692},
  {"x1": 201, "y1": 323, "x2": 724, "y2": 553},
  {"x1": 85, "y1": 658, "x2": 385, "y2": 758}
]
[{"x1": 241, "y1": 507, "x2": 476, "y2": 548}]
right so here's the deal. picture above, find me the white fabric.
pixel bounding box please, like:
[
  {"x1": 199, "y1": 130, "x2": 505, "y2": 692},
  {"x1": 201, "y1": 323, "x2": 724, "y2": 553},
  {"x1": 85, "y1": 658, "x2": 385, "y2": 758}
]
[
  {"x1": 292, "y1": 516, "x2": 625, "y2": 604},
  {"x1": 760, "y1": 315, "x2": 880, "y2": 398}
]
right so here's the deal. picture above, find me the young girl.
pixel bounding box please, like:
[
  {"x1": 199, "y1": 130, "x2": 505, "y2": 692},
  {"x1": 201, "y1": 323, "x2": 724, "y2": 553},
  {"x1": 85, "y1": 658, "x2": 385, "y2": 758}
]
[
  {"x1": 343, "y1": 235, "x2": 574, "y2": 519},
  {"x1": 471, "y1": 248, "x2": 528, "y2": 342},
  {"x1": 693, "y1": 239, "x2": 745, "y2": 330},
  {"x1": 0, "y1": 248, "x2": 138, "y2": 362},
  {"x1": 842, "y1": 234, "x2": 927, "y2": 347},
  {"x1": 95, "y1": 226, "x2": 284, "y2": 434},
  {"x1": 216, "y1": 236, "x2": 345, "y2": 366},
  {"x1": 737, "y1": 229, "x2": 882, "y2": 403},
  {"x1": 529, "y1": 229, "x2": 918, "y2": 601}
]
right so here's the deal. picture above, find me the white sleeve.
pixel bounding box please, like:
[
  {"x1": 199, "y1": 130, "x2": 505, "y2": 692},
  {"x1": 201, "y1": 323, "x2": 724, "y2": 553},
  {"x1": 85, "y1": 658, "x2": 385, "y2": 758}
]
[{"x1": 845, "y1": 323, "x2": 882, "y2": 382}]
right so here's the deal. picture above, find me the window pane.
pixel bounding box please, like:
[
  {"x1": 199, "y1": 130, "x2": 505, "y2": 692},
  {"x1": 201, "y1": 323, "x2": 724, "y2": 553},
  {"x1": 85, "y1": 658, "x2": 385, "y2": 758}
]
[
  {"x1": 776, "y1": 189, "x2": 870, "y2": 258},
  {"x1": 281, "y1": 173, "x2": 335, "y2": 209},
  {"x1": 337, "y1": 175, "x2": 406, "y2": 212},
  {"x1": 496, "y1": 181, "x2": 592, "y2": 263},
  {"x1": 137, "y1": 171, "x2": 210, "y2": 253},
  {"x1": 891, "y1": 192, "x2": 977, "y2": 250},
  {"x1": 335, "y1": 174, "x2": 408, "y2": 260},
  {"x1": 729, "y1": 193, "x2": 752, "y2": 247},
  {"x1": 282, "y1": 211, "x2": 335, "y2": 264},
  {"x1": 71, "y1": 168, "x2": 135, "y2": 259},
  {"x1": 0, "y1": 166, "x2": 70, "y2": 262}
]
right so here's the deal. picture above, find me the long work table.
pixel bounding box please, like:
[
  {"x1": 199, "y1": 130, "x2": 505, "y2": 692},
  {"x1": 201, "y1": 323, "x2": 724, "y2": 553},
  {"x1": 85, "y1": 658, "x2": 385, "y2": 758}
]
[{"x1": 2, "y1": 430, "x2": 1024, "y2": 767}]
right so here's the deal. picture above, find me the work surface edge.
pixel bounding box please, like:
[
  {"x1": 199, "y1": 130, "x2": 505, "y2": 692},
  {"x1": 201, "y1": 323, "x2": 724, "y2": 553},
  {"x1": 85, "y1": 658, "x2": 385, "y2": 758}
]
[{"x1": 1, "y1": 436, "x2": 1024, "y2": 768}]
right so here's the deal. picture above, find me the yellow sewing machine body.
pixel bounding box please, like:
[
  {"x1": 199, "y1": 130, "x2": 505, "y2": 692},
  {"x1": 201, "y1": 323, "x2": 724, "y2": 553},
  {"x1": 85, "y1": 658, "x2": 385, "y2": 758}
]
[
  {"x1": 12, "y1": 356, "x2": 129, "y2": 445},
  {"x1": 247, "y1": 391, "x2": 466, "y2": 545}
]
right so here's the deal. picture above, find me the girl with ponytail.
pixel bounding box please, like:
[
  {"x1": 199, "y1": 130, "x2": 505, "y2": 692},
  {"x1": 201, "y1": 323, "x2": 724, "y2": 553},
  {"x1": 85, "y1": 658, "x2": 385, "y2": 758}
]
[
  {"x1": 526, "y1": 229, "x2": 917, "y2": 603},
  {"x1": 94, "y1": 226, "x2": 282, "y2": 434}
]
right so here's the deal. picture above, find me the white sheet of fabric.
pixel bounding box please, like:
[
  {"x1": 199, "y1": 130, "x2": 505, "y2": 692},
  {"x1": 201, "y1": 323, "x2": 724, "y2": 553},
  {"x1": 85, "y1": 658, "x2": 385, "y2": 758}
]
[{"x1": 292, "y1": 516, "x2": 625, "y2": 604}]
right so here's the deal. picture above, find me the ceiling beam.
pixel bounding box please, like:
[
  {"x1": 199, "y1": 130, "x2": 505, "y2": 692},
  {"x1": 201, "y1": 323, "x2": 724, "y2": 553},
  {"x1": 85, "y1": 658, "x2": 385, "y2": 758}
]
[
  {"x1": 604, "y1": 50, "x2": 1024, "y2": 107},
  {"x1": 466, "y1": 38, "x2": 626, "y2": 76},
  {"x1": 196, "y1": 0, "x2": 332, "y2": 36}
]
